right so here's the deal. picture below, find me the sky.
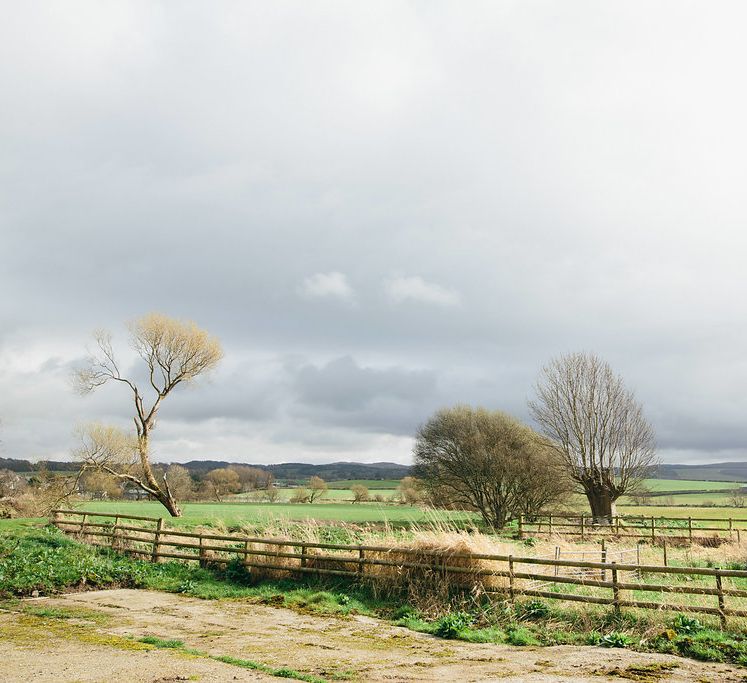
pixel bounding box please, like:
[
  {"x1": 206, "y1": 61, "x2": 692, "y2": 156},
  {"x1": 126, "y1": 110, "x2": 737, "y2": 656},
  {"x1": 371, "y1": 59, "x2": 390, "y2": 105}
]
[{"x1": 1, "y1": 1, "x2": 747, "y2": 467}]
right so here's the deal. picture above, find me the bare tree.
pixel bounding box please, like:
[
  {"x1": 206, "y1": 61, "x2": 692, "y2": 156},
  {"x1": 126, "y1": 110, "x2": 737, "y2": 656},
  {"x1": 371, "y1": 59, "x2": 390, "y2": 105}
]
[
  {"x1": 414, "y1": 406, "x2": 569, "y2": 528},
  {"x1": 529, "y1": 352, "x2": 657, "y2": 523},
  {"x1": 263, "y1": 484, "x2": 279, "y2": 503},
  {"x1": 308, "y1": 476, "x2": 328, "y2": 503},
  {"x1": 164, "y1": 464, "x2": 196, "y2": 501},
  {"x1": 204, "y1": 468, "x2": 241, "y2": 501},
  {"x1": 728, "y1": 486, "x2": 746, "y2": 508},
  {"x1": 73, "y1": 313, "x2": 223, "y2": 516}
]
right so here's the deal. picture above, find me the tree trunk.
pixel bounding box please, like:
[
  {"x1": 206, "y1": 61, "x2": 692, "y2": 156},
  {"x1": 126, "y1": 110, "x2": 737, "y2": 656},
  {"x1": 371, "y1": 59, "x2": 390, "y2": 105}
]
[
  {"x1": 584, "y1": 488, "x2": 615, "y2": 525},
  {"x1": 138, "y1": 432, "x2": 182, "y2": 517}
]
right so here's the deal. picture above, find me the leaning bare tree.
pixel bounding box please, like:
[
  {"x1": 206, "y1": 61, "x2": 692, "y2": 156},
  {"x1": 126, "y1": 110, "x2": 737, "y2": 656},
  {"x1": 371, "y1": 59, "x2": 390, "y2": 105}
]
[
  {"x1": 73, "y1": 313, "x2": 223, "y2": 516},
  {"x1": 529, "y1": 352, "x2": 657, "y2": 523}
]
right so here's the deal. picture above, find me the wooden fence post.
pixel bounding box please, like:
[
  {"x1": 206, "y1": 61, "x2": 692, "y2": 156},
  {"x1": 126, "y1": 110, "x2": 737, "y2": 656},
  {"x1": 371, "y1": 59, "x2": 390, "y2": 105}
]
[
  {"x1": 151, "y1": 518, "x2": 164, "y2": 563},
  {"x1": 729, "y1": 518, "x2": 734, "y2": 541},
  {"x1": 651, "y1": 516, "x2": 655, "y2": 542},
  {"x1": 688, "y1": 516, "x2": 693, "y2": 542},
  {"x1": 636, "y1": 543, "x2": 641, "y2": 579},
  {"x1": 358, "y1": 547, "x2": 365, "y2": 576},
  {"x1": 299, "y1": 542, "x2": 307, "y2": 569},
  {"x1": 111, "y1": 516, "x2": 120, "y2": 550},
  {"x1": 79, "y1": 513, "x2": 88, "y2": 535},
  {"x1": 615, "y1": 515, "x2": 620, "y2": 536},
  {"x1": 508, "y1": 556, "x2": 515, "y2": 603},
  {"x1": 198, "y1": 536, "x2": 207, "y2": 568},
  {"x1": 611, "y1": 563, "x2": 620, "y2": 615},
  {"x1": 600, "y1": 540, "x2": 607, "y2": 581},
  {"x1": 580, "y1": 515, "x2": 585, "y2": 540},
  {"x1": 554, "y1": 546, "x2": 560, "y2": 577},
  {"x1": 716, "y1": 571, "x2": 726, "y2": 629},
  {"x1": 548, "y1": 514, "x2": 553, "y2": 536},
  {"x1": 662, "y1": 539, "x2": 668, "y2": 567},
  {"x1": 518, "y1": 515, "x2": 524, "y2": 539}
]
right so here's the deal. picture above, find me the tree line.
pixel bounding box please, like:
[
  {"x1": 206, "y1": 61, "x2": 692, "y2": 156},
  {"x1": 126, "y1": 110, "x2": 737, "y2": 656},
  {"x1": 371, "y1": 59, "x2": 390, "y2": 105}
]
[{"x1": 67, "y1": 313, "x2": 657, "y2": 524}]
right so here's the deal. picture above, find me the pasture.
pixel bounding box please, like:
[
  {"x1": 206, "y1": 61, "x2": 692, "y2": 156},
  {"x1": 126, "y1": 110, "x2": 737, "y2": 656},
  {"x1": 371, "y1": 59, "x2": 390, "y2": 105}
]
[{"x1": 78, "y1": 500, "x2": 475, "y2": 527}]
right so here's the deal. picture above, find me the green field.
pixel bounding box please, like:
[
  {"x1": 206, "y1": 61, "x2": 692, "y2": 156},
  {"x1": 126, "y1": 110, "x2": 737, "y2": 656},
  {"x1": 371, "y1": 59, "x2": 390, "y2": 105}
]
[
  {"x1": 78, "y1": 500, "x2": 474, "y2": 526},
  {"x1": 617, "y1": 504, "x2": 747, "y2": 521},
  {"x1": 232, "y1": 487, "x2": 396, "y2": 502},
  {"x1": 326, "y1": 479, "x2": 400, "y2": 489},
  {"x1": 642, "y1": 478, "x2": 742, "y2": 492}
]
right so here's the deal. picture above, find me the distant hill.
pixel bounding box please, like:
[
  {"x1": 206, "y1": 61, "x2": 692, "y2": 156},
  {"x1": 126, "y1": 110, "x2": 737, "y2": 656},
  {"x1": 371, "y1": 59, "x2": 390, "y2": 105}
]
[
  {"x1": 0, "y1": 457, "x2": 73, "y2": 473},
  {"x1": 0, "y1": 457, "x2": 410, "y2": 481},
  {"x1": 655, "y1": 462, "x2": 747, "y2": 483},
  {"x1": 4, "y1": 455, "x2": 745, "y2": 484},
  {"x1": 179, "y1": 460, "x2": 411, "y2": 481}
]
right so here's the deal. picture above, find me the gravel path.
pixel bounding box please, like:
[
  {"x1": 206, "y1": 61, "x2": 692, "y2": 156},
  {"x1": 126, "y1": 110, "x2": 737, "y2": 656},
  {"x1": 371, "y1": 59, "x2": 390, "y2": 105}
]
[{"x1": 1, "y1": 589, "x2": 744, "y2": 682}]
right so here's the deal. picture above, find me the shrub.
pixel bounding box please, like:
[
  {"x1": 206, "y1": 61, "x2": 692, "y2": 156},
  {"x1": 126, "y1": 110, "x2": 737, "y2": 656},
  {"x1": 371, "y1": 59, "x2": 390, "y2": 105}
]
[
  {"x1": 672, "y1": 614, "x2": 702, "y2": 635},
  {"x1": 434, "y1": 611, "x2": 472, "y2": 639},
  {"x1": 598, "y1": 632, "x2": 632, "y2": 648},
  {"x1": 518, "y1": 599, "x2": 550, "y2": 620},
  {"x1": 506, "y1": 626, "x2": 541, "y2": 646}
]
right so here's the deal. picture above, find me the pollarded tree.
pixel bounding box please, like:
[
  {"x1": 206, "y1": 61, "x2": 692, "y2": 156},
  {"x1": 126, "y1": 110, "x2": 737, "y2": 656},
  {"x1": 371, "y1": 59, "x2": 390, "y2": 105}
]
[
  {"x1": 73, "y1": 313, "x2": 223, "y2": 516},
  {"x1": 414, "y1": 406, "x2": 569, "y2": 529},
  {"x1": 529, "y1": 352, "x2": 657, "y2": 523}
]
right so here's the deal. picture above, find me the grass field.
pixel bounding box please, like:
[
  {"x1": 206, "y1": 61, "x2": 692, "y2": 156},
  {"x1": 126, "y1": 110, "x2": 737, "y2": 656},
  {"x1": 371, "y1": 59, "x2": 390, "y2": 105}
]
[
  {"x1": 232, "y1": 488, "x2": 397, "y2": 502},
  {"x1": 326, "y1": 479, "x2": 400, "y2": 489},
  {"x1": 77, "y1": 500, "x2": 474, "y2": 527},
  {"x1": 642, "y1": 478, "x2": 743, "y2": 492},
  {"x1": 617, "y1": 504, "x2": 747, "y2": 521}
]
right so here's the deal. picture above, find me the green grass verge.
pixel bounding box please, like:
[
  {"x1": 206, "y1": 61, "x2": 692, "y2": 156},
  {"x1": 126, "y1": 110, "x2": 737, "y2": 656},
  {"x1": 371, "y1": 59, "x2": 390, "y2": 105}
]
[{"x1": 5, "y1": 521, "x2": 747, "y2": 669}]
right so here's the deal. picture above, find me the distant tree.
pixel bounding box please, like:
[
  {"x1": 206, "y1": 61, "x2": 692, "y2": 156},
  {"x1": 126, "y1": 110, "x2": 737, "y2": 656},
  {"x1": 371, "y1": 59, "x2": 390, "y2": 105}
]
[
  {"x1": 0, "y1": 469, "x2": 26, "y2": 497},
  {"x1": 630, "y1": 485, "x2": 652, "y2": 506},
  {"x1": 228, "y1": 465, "x2": 273, "y2": 492},
  {"x1": 397, "y1": 476, "x2": 422, "y2": 505},
  {"x1": 263, "y1": 485, "x2": 279, "y2": 503},
  {"x1": 308, "y1": 476, "x2": 328, "y2": 503},
  {"x1": 414, "y1": 406, "x2": 568, "y2": 528},
  {"x1": 79, "y1": 470, "x2": 122, "y2": 499},
  {"x1": 164, "y1": 465, "x2": 195, "y2": 501},
  {"x1": 73, "y1": 313, "x2": 223, "y2": 516},
  {"x1": 351, "y1": 484, "x2": 369, "y2": 503},
  {"x1": 729, "y1": 486, "x2": 746, "y2": 508},
  {"x1": 290, "y1": 487, "x2": 310, "y2": 504},
  {"x1": 529, "y1": 352, "x2": 657, "y2": 523},
  {"x1": 204, "y1": 468, "x2": 241, "y2": 501}
]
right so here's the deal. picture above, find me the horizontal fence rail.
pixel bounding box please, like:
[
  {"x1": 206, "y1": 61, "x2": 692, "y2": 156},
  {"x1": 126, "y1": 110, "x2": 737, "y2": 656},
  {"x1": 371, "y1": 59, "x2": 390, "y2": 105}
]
[
  {"x1": 518, "y1": 512, "x2": 746, "y2": 543},
  {"x1": 51, "y1": 509, "x2": 747, "y2": 628}
]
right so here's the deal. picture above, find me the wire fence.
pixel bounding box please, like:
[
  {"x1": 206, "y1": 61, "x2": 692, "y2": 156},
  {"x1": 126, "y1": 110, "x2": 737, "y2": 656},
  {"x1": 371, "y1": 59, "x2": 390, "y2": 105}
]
[
  {"x1": 51, "y1": 509, "x2": 747, "y2": 628},
  {"x1": 519, "y1": 513, "x2": 747, "y2": 543}
]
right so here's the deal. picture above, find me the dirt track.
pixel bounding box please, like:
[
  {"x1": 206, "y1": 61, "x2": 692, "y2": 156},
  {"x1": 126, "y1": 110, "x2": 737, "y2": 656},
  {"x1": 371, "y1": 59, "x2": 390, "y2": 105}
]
[{"x1": 1, "y1": 589, "x2": 745, "y2": 682}]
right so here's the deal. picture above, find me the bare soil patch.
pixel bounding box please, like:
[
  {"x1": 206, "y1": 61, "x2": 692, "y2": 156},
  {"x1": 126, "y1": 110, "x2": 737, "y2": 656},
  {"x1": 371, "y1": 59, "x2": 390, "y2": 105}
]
[{"x1": 2, "y1": 589, "x2": 745, "y2": 682}]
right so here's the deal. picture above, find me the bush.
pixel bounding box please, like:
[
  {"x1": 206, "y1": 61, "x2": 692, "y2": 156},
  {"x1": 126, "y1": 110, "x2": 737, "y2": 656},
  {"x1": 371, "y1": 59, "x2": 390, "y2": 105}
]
[
  {"x1": 672, "y1": 614, "x2": 702, "y2": 635},
  {"x1": 598, "y1": 632, "x2": 632, "y2": 648},
  {"x1": 518, "y1": 599, "x2": 550, "y2": 620},
  {"x1": 434, "y1": 611, "x2": 472, "y2": 639}
]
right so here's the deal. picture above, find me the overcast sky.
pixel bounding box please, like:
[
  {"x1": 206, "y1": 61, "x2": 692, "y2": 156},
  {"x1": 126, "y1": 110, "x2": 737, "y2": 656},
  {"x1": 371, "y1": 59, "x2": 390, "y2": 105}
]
[{"x1": 1, "y1": 2, "x2": 746, "y2": 466}]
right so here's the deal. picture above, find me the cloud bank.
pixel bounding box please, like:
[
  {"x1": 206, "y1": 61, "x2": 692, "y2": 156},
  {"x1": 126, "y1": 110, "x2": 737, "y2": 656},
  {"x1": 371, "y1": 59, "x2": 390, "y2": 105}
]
[{"x1": 1, "y1": 2, "x2": 747, "y2": 465}]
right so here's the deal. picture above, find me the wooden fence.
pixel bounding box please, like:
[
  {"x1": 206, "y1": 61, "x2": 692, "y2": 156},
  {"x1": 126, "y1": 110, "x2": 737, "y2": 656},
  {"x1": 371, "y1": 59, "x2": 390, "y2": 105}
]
[
  {"x1": 519, "y1": 513, "x2": 746, "y2": 543},
  {"x1": 51, "y1": 509, "x2": 747, "y2": 628}
]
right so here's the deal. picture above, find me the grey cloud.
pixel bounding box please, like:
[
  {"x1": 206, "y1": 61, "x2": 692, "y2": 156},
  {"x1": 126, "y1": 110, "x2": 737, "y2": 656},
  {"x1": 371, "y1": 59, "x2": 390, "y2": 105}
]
[{"x1": 1, "y1": 3, "x2": 747, "y2": 464}]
